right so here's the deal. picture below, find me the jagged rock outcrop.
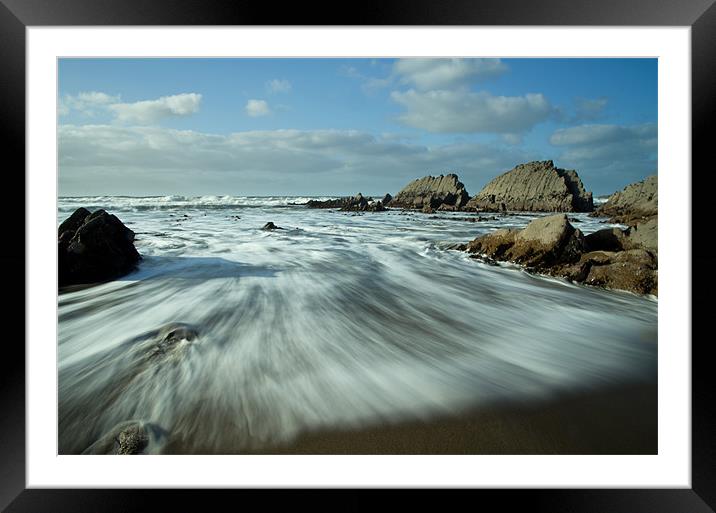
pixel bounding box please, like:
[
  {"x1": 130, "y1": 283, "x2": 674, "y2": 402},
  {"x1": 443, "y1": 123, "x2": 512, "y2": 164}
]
[
  {"x1": 305, "y1": 193, "x2": 386, "y2": 212},
  {"x1": 593, "y1": 175, "x2": 657, "y2": 225},
  {"x1": 339, "y1": 193, "x2": 386, "y2": 212},
  {"x1": 305, "y1": 197, "x2": 351, "y2": 209},
  {"x1": 58, "y1": 208, "x2": 141, "y2": 288},
  {"x1": 466, "y1": 160, "x2": 593, "y2": 212},
  {"x1": 389, "y1": 174, "x2": 470, "y2": 210},
  {"x1": 464, "y1": 213, "x2": 657, "y2": 295}
]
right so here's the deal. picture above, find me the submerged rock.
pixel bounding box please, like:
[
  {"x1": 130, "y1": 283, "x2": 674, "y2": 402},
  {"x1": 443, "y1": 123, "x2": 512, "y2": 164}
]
[
  {"x1": 262, "y1": 222, "x2": 283, "y2": 230},
  {"x1": 593, "y1": 175, "x2": 657, "y2": 225},
  {"x1": 465, "y1": 213, "x2": 657, "y2": 295},
  {"x1": 58, "y1": 208, "x2": 141, "y2": 288},
  {"x1": 466, "y1": 160, "x2": 593, "y2": 212},
  {"x1": 390, "y1": 174, "x2": 470, "y2": 210},
  {"x1": 82, "y1": 420, "x2": 168, "y2": 455}
]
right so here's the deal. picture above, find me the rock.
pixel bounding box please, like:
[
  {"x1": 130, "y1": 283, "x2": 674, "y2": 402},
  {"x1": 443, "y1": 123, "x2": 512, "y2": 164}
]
[
  {"x1": 82, "y1": 420, "x2": 168, "y2": 455},
  {"x1": 58, "y1": 208, "x2": 141, "y2": 288},
  {"x1": 262, "y1": 222, "x2": 282, "y2": 230},
  {"x1": 583, "y1": 249, "x2": 658, "y2": 295},
  {"x1": 467, "y1": 214, "x2": 584, "y2": 269},
  {"x1": 58, "y1": 207, "x2": 91, "y2": 238},
  {"x1": 466, "y1": 228, "x2": 518, "y2": 260},
  {"x1": 382, "y1": 193, "x2": 393, "y2": 206},
  {"x1": 584, "y1": 217, "x2": 657, "y2": 254},
  {"x1": 147, "y1": 322, "x2": 200, "y2": 362},
  {"x1": 463, "y1": 214, "x2": 657, "y2": 296},
  {"x1": 390, "y1": 174, "x2": 470, "y2": 210},
  {"x1": 466, "y1": 160, "x2": 593, "y2": 212},
  {"x1": 305, "y1": 197, "x2": 351, "y2": 209},
  {"x1": 585, "y1": 227, "x2": 629, "y2": 252},
  {"x1": 625, "y1": 217, "x2": 657, "y2": 253},
  {"x1": 307, "y1": 194, "x2": 385, "y2": 212},
  {"x1": 593, "y1": 175, "x2": 657, "y2": 224}
]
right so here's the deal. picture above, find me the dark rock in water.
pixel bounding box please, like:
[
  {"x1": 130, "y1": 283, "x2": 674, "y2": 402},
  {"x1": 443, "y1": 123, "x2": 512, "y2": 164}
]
[
  {"x1": 390, "y1": 174, "x2": 470, "y2": 210},
  {"x1": 307, "y1": 193, "x2": 386, "y2": 212},
  {"x1": 466, "y1": 160, "x2": 593, "y2": 212},
  {"x1": 382, "y1": 193, "x2": 393, "y2": 206},
  {"x1": 58, "y1": 207, "x2": 91, "y2": 238},
  {"x1": 463, "y1": 213, "x2": 658, "y2": 296},
  {"x1": 592, "y1": 175, "x2": 657, "y2": 225},
  {"x1": 262, "y1": 222, "x2": 282, "y2": 230},
  {"x1": 305, "y1": 197, "x2": 351, "y2": 209},
  {"x1": 58, "y1": 208, "x2": 141, "y2": 288},
  {"x1": 339, "y1": 193, "x2": 387, "y2": 212},
  {"x1": 82, "y1": 420, "x2": 168, "y2": 455},
  {"x1": 148, "y1": 322, "x2": 200, "y2": 362},
  {"x1": 585, "y1": 227, "x2": 629, "y2": 252}
]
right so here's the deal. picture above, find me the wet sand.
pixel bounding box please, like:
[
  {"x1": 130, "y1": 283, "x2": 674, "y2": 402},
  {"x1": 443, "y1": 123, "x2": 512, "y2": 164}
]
[{"x1": 256, "y1": 383, "x2": 656, "y2": 455}]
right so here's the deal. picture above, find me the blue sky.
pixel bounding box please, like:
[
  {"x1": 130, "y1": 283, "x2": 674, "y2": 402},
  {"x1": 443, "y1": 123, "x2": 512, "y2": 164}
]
[{"x1": 58, "y1": 58, "x2": 657, "y2": 196}]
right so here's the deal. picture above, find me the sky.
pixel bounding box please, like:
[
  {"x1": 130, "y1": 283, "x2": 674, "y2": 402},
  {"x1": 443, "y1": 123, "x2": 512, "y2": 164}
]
[{"x1": 58, "y1": 58, "x2": 657, "y2": 197}]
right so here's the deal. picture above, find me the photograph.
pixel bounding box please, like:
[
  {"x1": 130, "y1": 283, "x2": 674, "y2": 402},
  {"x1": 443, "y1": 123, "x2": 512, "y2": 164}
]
[{"x1": 56, "y1": 57, "x2": 659, "y2": 456}]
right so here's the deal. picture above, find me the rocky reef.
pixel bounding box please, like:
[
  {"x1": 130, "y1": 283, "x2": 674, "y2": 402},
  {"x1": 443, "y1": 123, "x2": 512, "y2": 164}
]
[{"x1": 463, "y1": 214, "x2": 657, "y2": 296}]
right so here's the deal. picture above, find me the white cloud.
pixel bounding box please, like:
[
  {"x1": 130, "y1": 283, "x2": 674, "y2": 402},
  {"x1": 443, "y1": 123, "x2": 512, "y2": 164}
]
[
  {"x1": 108, "y1": 93, "x2": 202, "y2": 124},
  {"x1": 393, "y1": 58, "x2": 508, "y2": 90},
  {"x1": 266, "y1": 79, "x2": 292, "y2": 94},
  {"x1": 246, "y1": 99, "x2": 271, "y2": 117},
  {"x1": 391, "y1": 89, "x2": 552, "y2": 134},
  {"x1": 59, "y1": 91, "x2": 121, "y2": 116},
  {"x1": 58, "y1": 124, "x2": 537, "y2": 196}
]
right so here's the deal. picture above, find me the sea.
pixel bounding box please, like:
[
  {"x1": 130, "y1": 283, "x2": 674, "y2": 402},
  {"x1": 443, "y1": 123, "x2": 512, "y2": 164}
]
[{"x1": 57, "y1": 195, "x2": 657, "y2": 454}]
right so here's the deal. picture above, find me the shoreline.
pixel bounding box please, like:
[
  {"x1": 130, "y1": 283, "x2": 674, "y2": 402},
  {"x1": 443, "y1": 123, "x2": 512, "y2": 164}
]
[{"x1": 249, "y1": 383, "x2": 656, "y2": 455}]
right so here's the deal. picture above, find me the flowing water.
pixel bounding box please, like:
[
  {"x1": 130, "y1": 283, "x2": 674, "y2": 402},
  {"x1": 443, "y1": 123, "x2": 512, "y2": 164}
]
[{"x1": 57, "y1": 196, "x2": 657, "y2": 454}]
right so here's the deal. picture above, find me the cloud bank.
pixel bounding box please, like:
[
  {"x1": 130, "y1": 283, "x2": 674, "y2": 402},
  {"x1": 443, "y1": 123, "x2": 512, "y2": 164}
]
[
  {"x1": 58, "y1": 125, "x2": 537, "y2": 196},
  {"x1": 391, "y1": 89, "x2": 553, "y2": 134}
]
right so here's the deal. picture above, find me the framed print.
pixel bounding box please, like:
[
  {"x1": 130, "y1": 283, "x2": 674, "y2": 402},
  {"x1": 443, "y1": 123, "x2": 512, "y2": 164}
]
[{"x1": 2, "y1": 0, "x2": 714, "y2": 511}]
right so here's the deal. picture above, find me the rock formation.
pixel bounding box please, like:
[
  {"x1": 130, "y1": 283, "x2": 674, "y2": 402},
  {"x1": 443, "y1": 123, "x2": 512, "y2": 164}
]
[
  {"x1": 593, "y1": 175, "x2": 657, "y2": 224},
  {"x1": 262, "y1": 222, "x2": 282, "y2": 230},
  {"x1": 82, "y1": 420, "x2": 168, "y2": 455},
  {"x1": 389, "y1": 174, "x2": 470, "y2": 211},
  {"x1": 58, "y1": 208, "x2": 141, "y2": 288},
  {"x1": 466, "y1": 214, "x2": 585, "y2": 269},
  {"x1": 339, "y1": 193, "x2": 386, "y2": 212},
  {"x1": 464, "y1": 213, "x2": 657, "y2": 295},
  {"x1": 305, "y1": 193, "x2": 386, "y2": 212},
  {"x1": 466, "y1": 160, "x2": 593, "y2": 212}
]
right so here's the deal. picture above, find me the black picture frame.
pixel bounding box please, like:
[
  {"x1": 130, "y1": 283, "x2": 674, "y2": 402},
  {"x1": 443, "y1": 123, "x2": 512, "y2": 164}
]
[{"x1": 2, "y1": 1, "x2": 713, "y2": 511}]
